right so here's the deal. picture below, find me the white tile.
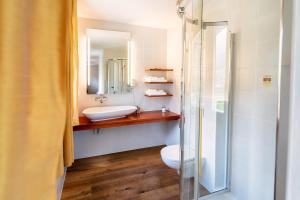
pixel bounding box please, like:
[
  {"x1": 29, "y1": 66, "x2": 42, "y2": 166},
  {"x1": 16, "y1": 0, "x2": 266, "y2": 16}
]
[
  {"x1": 232, "y1": 90, "x2": 256, "y2": 117},
  {"x1": 236, "y1": 68, "x2": 255, "y2": 91},
  {"x1": 256, "y1": 40, "x2": 280, "y2": 69}
]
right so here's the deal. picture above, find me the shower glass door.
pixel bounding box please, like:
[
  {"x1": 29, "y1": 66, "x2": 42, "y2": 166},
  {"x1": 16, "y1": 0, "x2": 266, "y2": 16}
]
[
  {"x1": 180, "y1": 0, "x2": 232, "y2": 199},
  {"x1": 180, "y1": 0, "x2": 203, "y2": 199}
]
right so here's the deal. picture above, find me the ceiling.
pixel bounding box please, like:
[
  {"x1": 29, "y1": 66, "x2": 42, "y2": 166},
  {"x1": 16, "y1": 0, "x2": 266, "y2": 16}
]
[{"x1": 77, "y1": 0, "x2": 180, "y2": 29}]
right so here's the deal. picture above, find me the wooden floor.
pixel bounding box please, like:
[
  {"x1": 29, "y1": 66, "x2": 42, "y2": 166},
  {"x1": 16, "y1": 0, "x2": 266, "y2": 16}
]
[
  {"x1": 62, "y1": 146, "x2": 209, "y2": 200},
  {"x1": 62, "y1": 146, "x2": 179, "y2": 200}
]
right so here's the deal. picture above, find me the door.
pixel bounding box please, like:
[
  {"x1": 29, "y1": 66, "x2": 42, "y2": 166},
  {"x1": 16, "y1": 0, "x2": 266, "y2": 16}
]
[{"x1": 179, "y1": 0, "x2": 232, "y2": 199}]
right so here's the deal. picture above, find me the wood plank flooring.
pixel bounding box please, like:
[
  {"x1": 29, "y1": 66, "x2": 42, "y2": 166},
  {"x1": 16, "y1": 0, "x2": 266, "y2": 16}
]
[
  {"x1": 61, "y1": 146, "x2": 209, "y2": 200},
  {"x1": 62, "y1": 146, "x2": 179, "y2": 200}
]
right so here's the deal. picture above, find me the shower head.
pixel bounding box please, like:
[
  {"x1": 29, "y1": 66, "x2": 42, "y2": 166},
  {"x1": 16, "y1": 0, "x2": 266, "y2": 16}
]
[
  {"x1": 176, "y1": 0, "x2": 188, "y2": 18},
  {"x1": 176, "y1": 5, "x2": 185, "y2": 18},
  {"x1": 176, "y1": 0, "x2": 198, "y2": 25}
]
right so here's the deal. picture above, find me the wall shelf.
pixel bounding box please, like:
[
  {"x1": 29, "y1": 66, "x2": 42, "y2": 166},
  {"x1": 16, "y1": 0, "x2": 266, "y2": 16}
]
[
  {"x1": 73, "y1": 111, "x2": 180, "y2": 131},
  {"x1": 144, "y1": 94, "x2": 173, "y2": 97},
  {"x1": 144, "y1": 81, "x2": 173, "y2": 84},
  {"x1": 145, "y1": 68, "x2": 173, "y2": 72},
  {"x1": 144, "y1": 67, "x2": 174, "y2": 98}
]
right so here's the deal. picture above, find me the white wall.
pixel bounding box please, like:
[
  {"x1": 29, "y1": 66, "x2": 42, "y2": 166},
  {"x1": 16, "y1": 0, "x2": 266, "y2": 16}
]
[
  {"x1": 75, "y1": 18, "x2": 180, "y2": 159},
  {"x1": 229, "y1": 1, "x2": 280, "y2": 199},
  {"x1": 286, "y1": 0, "x2": 300, "y2": 199},
  {"x1": 74, "y1": 123, "x2": 172, "y2": 159},
  {"x1": 165, "y1": 14, "x2": 182, "y2": 146}
]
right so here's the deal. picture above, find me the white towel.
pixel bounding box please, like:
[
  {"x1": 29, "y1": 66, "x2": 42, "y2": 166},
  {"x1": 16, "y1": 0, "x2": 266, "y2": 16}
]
[
  {"x1": 145, "y1": 89, "x2": 167, "y2": 96},
  {"x1": 144, "y1": 76, "x2": 168, "y2": 82}
]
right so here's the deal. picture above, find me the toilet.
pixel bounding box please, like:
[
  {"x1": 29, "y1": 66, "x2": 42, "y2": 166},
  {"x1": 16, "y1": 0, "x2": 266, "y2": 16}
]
[{"x1": 161, "y1": 144, "x2": 195, "y2": 177}]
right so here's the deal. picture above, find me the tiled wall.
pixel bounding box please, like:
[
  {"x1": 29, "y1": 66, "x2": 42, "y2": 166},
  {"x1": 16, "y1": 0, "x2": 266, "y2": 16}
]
[
  {"x1": 203, "y1": 0, "x2": 281, "y2": 199},
  {"x1": 229, "y1": 0, "x2": 280, "y2": 199}
]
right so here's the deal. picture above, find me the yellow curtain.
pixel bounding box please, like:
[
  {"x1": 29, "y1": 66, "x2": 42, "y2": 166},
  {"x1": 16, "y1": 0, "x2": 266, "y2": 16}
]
[
  {"x1": 63, "y1": 0, "x2": 79, "y2": 169},
  {"x1": 0, "y1": 0, "x2": 78, "y2": 199}
]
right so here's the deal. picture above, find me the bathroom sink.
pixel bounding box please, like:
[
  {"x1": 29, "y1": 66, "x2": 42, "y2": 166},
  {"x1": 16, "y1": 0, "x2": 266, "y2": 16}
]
[{"x1": 82, "y1": 106, "x2": 137, "y2": 122}]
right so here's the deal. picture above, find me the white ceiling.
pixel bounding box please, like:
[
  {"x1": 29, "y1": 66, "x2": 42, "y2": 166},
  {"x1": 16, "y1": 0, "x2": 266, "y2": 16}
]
[{"x1": 77, "y1": 0, "x2": 180, "y2": 29}]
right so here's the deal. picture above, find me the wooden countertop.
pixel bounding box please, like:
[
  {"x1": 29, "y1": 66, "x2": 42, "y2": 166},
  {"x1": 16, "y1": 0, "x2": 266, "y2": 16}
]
[{"x1": 73, "y1": 111, "x2": 181, "y2": 131}]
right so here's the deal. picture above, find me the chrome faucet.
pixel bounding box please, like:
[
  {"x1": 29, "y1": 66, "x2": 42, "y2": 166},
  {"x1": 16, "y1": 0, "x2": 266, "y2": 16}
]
[{"x1": 95, "y1": 94, "x2": 107, "y2": 104}]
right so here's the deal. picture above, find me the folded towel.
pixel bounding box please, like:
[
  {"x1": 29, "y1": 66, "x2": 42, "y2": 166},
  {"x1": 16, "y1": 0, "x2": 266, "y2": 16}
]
[
  {"x1": 144, "y1": 76, "x2": 168, "y2": 82},
  {"x1": 145, "y1": 89, "x2": 167, "y2": 96}
]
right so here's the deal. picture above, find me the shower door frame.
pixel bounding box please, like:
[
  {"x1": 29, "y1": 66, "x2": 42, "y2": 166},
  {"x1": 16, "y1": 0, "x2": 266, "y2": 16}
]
[
  {"x1": 178, "y1": 1, "x2": 203, "y2": 199},
  {"x1": 179, "y1": 0, "x2": 287, "y2": 199},
  {"x1": 178, "y1": 0, "x2": 234, "y2": 198},
  {"x1": 198, "y1": 22, "x2": 234, "y2": 199}
]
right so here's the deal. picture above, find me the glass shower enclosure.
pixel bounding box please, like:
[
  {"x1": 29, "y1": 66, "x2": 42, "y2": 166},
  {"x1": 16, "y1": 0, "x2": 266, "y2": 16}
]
[{"x1": 178, "y1": 0, "x2": 232, "y2": 199}]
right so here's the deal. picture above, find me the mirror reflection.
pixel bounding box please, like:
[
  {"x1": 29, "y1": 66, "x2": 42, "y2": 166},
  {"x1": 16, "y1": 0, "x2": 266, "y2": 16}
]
[{"x1": 86, "y1": 29, "x2": 131, "y2": 94}]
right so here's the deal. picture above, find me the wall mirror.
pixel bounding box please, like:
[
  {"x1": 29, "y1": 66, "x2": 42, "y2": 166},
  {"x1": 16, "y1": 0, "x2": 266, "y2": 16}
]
[{"x1": 86, "y1": 29, "x2": 131, "y2": 94}]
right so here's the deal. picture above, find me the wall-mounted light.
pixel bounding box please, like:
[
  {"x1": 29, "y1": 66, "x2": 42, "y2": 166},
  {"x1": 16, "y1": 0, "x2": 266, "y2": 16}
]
[
  {"x1": 127, "y1": 40, "x2": 132, "y2": 86},
  {"x1": 87, "y1": 37, "x2": 91, "y2": 86}
]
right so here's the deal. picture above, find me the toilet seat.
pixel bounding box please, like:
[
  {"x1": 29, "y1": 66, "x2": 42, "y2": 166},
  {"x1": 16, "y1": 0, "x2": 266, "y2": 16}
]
[{"x1": 160, "y1": 144, "x2": 194, "y2": 170}]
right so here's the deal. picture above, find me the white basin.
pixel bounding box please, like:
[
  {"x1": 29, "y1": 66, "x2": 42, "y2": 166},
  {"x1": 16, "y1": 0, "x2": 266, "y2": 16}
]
[{"x1": 82, "y1": 106, "x2": 137, "y2": 122}]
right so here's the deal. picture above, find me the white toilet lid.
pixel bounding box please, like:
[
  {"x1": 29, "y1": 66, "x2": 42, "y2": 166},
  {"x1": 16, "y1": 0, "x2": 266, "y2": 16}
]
[{"x1": 161, "y1": 144, "x2": 194, "y2": 162}]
